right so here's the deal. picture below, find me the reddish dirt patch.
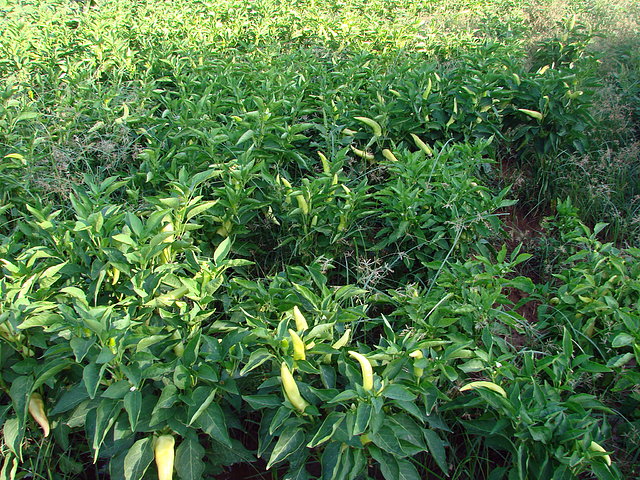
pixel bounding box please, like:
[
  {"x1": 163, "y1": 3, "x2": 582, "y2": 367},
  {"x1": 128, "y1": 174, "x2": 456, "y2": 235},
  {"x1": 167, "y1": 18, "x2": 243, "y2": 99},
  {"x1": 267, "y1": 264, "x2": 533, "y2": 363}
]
[{"x1": 504, "y1": 286, "x2": 540, "y2": 325}]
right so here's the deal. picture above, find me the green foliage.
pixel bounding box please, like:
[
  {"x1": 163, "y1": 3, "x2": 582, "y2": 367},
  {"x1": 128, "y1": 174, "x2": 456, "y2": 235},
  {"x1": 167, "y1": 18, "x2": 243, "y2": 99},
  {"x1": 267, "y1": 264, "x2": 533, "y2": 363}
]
[{"x1": 0, "y1": 0, "x2": 638, "y2": 479}]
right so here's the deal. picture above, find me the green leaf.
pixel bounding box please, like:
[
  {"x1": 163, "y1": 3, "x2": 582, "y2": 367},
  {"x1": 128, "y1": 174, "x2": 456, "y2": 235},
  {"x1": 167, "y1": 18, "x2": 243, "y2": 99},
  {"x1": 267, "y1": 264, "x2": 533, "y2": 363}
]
[
  {"x1": 390, "y1": 415, "x2": 425, "y2": 450},
  {"x1": 187, "y1": 387, "x2": 216, "y2": 426},
  {"x1": 0, "y1": 453, "x2": 19, "y2": 480},
  {"x1": 17, "y1": 313, "x2": 63, "y2": 330},
  {"x1": 423, "y1": 429, "x2": 447, "y2": 473},
  {"x1": 65, "y1": 400, "x2": 91, "y2": 429},
  {"x1": 266, "y1": 427, "x2": 305, "y2": 470},
  {"x1": 393, "y1": 400, "x2": 426, "y2": 422},
  {"x1": 580, "y1": 361, "x2": 612, "y2": 373},
  {"x1": 307, "y1": 411, "x2": 345, "y2": 448},
  {"x1": 39, "y1": 260, "x2": 68, "y2": 279},
  {"x1": 243, "y1": 395, "x2": 282, "y2": 410},
  {"x1": 102, "y1": 381, "x2": 132, "y2": 399},
  {"x1": 33, "y1": 359, "x2": 73, "y2": 391},
  {"x1": 458, "y1": 359, "x2": 485, "y2": 373},
  {"x1": 269, "y1": 406, "x2": 293, "y2": 436},
  {"x1": 321, "y1": 442, "x2": 342, "y2": 480},
  {"x1": 562, "y1": 327, "x2": 573, "y2": 358},
  {"x1": 332, "y1": 447, "x2": 354, "y2": 480},
  {"x1": 497, "y1": 244, "x2": 507, "y2": 263},
  {"x1": 285, "y1": 465, "x2": 309, "y2": 480},
  {"x1": 70, "y1": 337, "x2": 95, "y2": 363},
  {"x1": 353, "y1": 402, "x2": 372, "y2": 436},
  {"x1": 136, "y1": 334, "x2": 170, "y2": 352},
  {"x1": 441, "y1": 365, "x2": 458, "y2": 381},
  {"x1": 112, "y1": 233, "x2": 136, "y2": 246},
  {"x1": 14, "y1": 111, "x2": 39, "y2": 122},
  {"x1": 607, "y1": 353, "x2": 634, "y2": 368},
  {"x1": 9, "y1": 376, "x2": 33, "y2": 423},
  {"x1": 92, "y1": 400, "x2": 121, "y2": 461},
  {"x1": 108, "y1": 443, "x2": 128, "y2": 479},
  {"x1": 333, "y1": 285, "x2": 368, "y2": 302},
  {"x1": 0, "y1": 404, "x2": 10, "y2": 428},
  {"x1": 397, "y1": 458, "x2": 421, "y2": 480},
  {"x1": 186, "y1": 201, "x2": 218, "y2": 222},
  {"x1": 194, "y1": 402, "x2": 232, "y2": 448},
  {"x1": 189, "y1": 168, "x2": 223, "y2": 189},
  {"x1": 125, "y1": 213, "x2": 143, "y2": 237},
  {"x1": 154, "y1": 384, "x2": 179, "y2": 412},
  {"x1": 591, "y1": 460, "x2": 617, "y2": 480},
  {"x1": 149, "y1": 231, "x2": 174, "y2": 248},
  {"x1": 347, "y1": 448, "x2": 366, "y2": 480},
  {"x1": 123, "y1": 437, "x2": 154, "y2": 480},
  {"x1": 83, "y1": 363, "x2": 105, "y2": 399},
  {"x1": 371, "y1": 426, "x2": 405, "y2": 457},
  {"x1": 213, "y1": 237, "x2": 232, "y2": 266},
  {"x1": 173, "y1": 365, "x2": 191, "y2": 390},
  {"x1": 382, "y1": 384, "x2": 417, "y2": 402},
  {"x1": 236, "y1": 129, "x2": 254, "y2": 145},
  {"x1": 369, "y1": 446, "x2": 399, "y2": 480},
  {"x1": 305, "y1": 323, "x2": 334, "y2": 341},
  {"x1": 3, "y1": 418, "x2": 22, "y2": 461},
  {"x1": 240, "y1": 348, "x2": 273, "y2": 376},
  {"x1": 291, "y1": 283, "x2": 320, "y2": 308},
  {"x1": 592, "y1": 223, "x2": 609, "y2": 236},
  {"x1": 51, "y1": 384, "x2": 89, "y2": 416},
  {"x1": 611, "y1": 333, "x2": 634, "y2": 348},
  {"x1": 124, "y1": 390, "x2": 142, "y2": 431},
  {"x1": 158, "y1": 197, "x2": 182, "y2": 209},
  {"x1": 328, "y1": 390, "x2": 357, "y2": 403},
  {"x1": 175, "y1": 436, "x2": 205, "y2": 480}
]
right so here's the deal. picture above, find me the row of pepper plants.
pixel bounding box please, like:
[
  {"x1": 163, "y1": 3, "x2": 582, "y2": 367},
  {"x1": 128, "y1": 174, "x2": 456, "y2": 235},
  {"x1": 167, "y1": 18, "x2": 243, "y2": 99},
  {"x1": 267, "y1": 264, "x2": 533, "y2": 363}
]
[
  {"x1": 1, "y1": 139, "x2": 634, "y2": 479},
  {"x1": 1, "y1": 3, "x2": 638, "y2": 479}
]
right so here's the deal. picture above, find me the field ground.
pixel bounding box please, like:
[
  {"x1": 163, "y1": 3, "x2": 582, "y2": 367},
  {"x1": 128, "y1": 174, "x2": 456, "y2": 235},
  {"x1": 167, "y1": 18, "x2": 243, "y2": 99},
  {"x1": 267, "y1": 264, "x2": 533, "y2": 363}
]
[{"x1": 0, "y1": 0, "x2": 639, "y2": 479}]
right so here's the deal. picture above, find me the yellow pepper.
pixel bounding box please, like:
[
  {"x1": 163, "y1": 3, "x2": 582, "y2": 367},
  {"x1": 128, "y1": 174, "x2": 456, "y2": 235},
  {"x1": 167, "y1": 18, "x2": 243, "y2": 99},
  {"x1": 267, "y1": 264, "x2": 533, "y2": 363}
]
[
  {"x1": 381, "y1": 149, "x2": 398, "y2": 162},
  {"x1": 109, "y1": 266, "x2": 120, "y2": 285},
  {"x1": 318, "y1": 151, "x2": 331, "y2": 174},
  {"x1": 460, "y1": 381, "x2": 507, "y2": 398},
  {"x1": 409, "y1": 350, "x2": 424, "y2": 379},
  {"x1": 332, "y1": 329, "x2": 351, "y2": 350},
  {"x1": 322, "y1": 328, "x2": 352, "y2": 363},
  {"x1": 280, "y1": 362, "x2": 309, "y2": 413},
  {"x1": 292, "y1": 306, "x2": 308, "y2": 331},
  {"x1": 108, "y1": 337, "x2": 117, "y2": 355},
  {"x1": 349, "y1": 351, "x2": 373, "y2": 391},
  {"x1": 288, "y1": 329, "x2": 306, "y2": 361},
  {"x1": 350, "y1": 145, "x2": 374, "y2": 161},
  {"x1": 354, "y1": 116, "x2": 382, "y2": 137},
  {"x1": 28, "y1": 392, "x2": 50, "y2": 437},
  {"x1": 160, "y1": 220, "x2": 175, "y2": 263},
  {"x1": 154, "y1": 434, "x2": 175, "y2": 480},
  {"x1": 422, "y1": 77, "x2": 432, "y2": 99},
  {"x1": 265, "y1": 206, "x2": 280, "y2": 226},
  {"x1": 589, "y1": 441, "x2": 612, "y2": 466},
  {"x1": 296, "y1": 194, "x2": 309, "y2": 215},
  {"x1": 410, "y1": 133, "x2": 434, "y2": 157},
  {"x1": 280, "y1": 176, "x2": 292, "y2": 189}
]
